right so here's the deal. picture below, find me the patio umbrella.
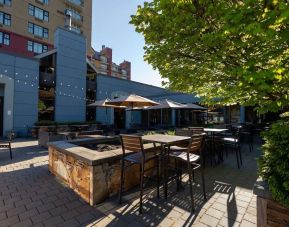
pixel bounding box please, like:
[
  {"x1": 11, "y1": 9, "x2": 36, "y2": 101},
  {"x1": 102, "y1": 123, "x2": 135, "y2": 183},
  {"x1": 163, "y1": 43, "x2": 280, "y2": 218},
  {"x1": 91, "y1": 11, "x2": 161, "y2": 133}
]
[
  {"x1": 88, "y1": 98, "x2": 125, "y2": 124},
  {"x1": 106, "y1": 94, "x2": 159, "y2": 127}
]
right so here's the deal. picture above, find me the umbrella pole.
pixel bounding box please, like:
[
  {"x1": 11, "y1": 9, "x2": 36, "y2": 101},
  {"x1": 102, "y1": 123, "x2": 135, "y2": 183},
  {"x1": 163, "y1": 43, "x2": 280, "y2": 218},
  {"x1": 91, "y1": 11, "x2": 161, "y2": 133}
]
[
  {"x1": 161, "y1": 109, "x2": 163, "y2": 128},
  {"x1": 106, "y1": 108, "x2": 108, "y2": 125},
  {"x1": 148, "y1": 110, "x2": 150, "y2": 129}
]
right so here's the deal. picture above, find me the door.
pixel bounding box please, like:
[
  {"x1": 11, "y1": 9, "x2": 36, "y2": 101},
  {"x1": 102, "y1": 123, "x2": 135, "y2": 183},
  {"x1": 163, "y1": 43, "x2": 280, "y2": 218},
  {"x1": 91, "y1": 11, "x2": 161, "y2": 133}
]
[
  {"x1": 114, "y1": 108, "x2": 126, "y2": 129},
  {"x1": 0, "y1": 97, "x2": 3, "y2": 137}
]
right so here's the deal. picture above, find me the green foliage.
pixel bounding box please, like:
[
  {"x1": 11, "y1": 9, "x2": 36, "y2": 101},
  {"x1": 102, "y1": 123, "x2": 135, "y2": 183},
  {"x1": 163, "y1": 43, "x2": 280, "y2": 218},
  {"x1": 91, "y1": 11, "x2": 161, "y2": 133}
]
[
  {"x1": 131, "y1": 0, "x2": 289, "y2": 113},
  {"x1": 258, "y1": 120, "x2": 289, "y2": 208}
]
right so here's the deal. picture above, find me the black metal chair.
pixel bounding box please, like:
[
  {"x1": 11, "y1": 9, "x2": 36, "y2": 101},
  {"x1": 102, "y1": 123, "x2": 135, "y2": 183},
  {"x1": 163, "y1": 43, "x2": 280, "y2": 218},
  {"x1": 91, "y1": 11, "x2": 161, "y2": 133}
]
[
  {"x1": 221, "y1": 127, "x2": 242, "y2": 168},
  {"x1": 119, "y1": 134, "x2": 160, "y2": 214},
  {"x1": 169, "y1": 134, "x2": 206, "y2": 211},
  {"x1": 240, "y1": 124, "x2": 254, "y2": 152},
  {"x1": 0, "y1": 132, "x2": 15, "y2": 160}
]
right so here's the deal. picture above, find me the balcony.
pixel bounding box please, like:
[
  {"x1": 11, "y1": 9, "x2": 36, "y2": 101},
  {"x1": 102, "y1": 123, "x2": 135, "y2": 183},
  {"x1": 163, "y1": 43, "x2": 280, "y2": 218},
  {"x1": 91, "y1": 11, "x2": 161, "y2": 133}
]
[
  {"x1": 65, "y1": 0, "x2": 83, "y2": 11},
  {"x1": 39, "y1": 72, "x2": 55, "y2": 87}
]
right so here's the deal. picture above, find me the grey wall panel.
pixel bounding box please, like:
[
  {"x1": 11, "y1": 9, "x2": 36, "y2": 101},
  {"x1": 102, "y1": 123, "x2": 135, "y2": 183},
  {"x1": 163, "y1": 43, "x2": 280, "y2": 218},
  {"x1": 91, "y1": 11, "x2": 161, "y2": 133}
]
[
  {"x1": 54, "y1": 28, "x2": 86, "y2": 122},
  {"x1": 0, "y1": 52, "x2": 39, "y2": 136}
]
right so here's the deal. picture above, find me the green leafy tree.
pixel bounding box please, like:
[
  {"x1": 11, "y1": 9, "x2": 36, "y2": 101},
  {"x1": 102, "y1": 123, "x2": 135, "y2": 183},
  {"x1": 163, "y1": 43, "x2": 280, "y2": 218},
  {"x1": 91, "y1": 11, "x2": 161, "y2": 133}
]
[{"x1": 131, "y1": 0, "x2": 289, "y2": 113}]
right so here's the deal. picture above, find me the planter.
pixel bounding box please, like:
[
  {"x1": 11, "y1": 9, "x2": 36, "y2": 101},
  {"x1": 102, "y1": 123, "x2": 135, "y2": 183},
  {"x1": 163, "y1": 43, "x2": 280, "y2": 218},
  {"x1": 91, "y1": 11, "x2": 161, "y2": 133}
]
[{"x1": 253, "y1": 178, "x2": 289, "y2": 227}]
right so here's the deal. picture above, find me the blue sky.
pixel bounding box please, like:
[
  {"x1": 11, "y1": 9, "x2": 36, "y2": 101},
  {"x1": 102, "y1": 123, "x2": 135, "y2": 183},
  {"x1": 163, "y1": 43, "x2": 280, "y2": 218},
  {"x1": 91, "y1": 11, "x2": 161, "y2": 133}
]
[{"x1": 91, "y1": 1, "x2": 163, "y2": 87}]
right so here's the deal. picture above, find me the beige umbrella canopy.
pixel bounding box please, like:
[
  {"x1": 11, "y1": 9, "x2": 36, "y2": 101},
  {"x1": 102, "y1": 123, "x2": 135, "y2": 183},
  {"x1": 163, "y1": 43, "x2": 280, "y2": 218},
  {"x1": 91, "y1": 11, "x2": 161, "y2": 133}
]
[
  {"x1": 106, "y1": 94, "x2": 159, "y2": 108},
  {"x1": 106, "y1": 94, "x2": 159, "y2": 127}
]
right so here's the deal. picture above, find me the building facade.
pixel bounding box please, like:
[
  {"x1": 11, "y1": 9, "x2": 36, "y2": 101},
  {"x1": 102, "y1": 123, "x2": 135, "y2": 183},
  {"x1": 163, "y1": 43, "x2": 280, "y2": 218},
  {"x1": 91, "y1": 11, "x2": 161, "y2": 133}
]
[
  {"x1": 89, "y1": 46, "x2": 131, "y2": 80},
  {"x1": 0, "y1": 0, "x2": 92, "y2": 57}
]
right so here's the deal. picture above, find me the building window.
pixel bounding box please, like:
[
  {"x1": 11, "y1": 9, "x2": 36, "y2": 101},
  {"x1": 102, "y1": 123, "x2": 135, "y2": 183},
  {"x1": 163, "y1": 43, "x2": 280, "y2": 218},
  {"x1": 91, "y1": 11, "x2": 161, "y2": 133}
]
[
  {"x1": 0, "y1": 0, "x2": 11, "y2": 6},
  {"x1": 0, "y1": 11, "x2": 11, "y2": 26},
  {"x1": 0, "y1": 32, "x2": 10, "y2": 45},
  {"x1": 38, "y1": 0, "x2": 49, "y2": 4},
  {"x1": 28, "y1": 4, "x2": 49, "y2": 22},
  {"x1": 27, "y1": 40, "x2": 48, "y2": 54},
  {"x1": 28, "y1": 22, "x2": 48, "y2": 38}
]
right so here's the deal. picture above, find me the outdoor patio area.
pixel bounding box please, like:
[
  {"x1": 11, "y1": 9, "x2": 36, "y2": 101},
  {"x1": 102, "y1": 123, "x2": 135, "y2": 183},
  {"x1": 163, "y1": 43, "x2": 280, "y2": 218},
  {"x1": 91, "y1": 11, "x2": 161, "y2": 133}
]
[{"x1": 0, "y1": 138, "x2": 260, "y2": 227}]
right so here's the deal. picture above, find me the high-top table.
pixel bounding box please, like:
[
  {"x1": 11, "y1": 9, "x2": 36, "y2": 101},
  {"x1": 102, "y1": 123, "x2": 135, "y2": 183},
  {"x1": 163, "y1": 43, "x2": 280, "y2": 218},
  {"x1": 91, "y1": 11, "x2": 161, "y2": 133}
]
[{"x1": 142, "y1": 134, "x2": 191, "y2": 198}]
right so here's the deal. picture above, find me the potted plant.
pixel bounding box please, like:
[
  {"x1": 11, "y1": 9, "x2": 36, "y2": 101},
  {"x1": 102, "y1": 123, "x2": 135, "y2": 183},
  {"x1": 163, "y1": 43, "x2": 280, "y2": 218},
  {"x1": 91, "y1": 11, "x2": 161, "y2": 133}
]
[{"x1": 255, "y1": 119, "x2": 289, "y2": 226}]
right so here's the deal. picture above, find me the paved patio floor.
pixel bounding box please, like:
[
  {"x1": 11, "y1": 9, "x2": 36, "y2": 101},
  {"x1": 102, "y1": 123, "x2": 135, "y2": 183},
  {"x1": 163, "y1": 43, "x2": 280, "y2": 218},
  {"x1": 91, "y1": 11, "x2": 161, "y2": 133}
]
[{"x1": 0, "y1": 138, "x2": 261, "y2": 227}]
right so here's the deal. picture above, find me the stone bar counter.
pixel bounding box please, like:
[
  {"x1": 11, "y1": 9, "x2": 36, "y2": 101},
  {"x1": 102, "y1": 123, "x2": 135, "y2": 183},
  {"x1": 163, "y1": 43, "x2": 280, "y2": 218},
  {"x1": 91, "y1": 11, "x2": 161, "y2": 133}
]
[{"x1": 48, "y1": 136, "x2": 158, "y2": 205}]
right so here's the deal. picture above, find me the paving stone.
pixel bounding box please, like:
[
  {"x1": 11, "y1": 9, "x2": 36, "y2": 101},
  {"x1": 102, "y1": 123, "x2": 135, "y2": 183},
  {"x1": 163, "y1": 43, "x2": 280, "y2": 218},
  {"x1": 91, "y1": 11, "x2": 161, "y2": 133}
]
[
  {"x1": 7, "y1": 205, "x2": 27, "y2": 217},
  {"x1": 11, "y1": 219, "x2": 33, "y2": 227},
  {"x1": 61, "y1": 219, "x2": 80, "y2": 227},
  {"x1": 36, "y1": 203, "x2": 55, "y2": 213},
  {"x1": 199, "y1": 213, "x2": 219, "y2": 226},
  {"x1": 42, "y1": 215, "x2": 64, "y2": 226},
  {"x1": 31, "y1": 211, "x2": 52, "y2": 224},
  {"x1": 76, "y1": 213, "x2": 95, "y2": 224},
  {"x1": 239, "y1": 219, "x2": 256, "y2": 227},
  {"x1": 206, "y1": 207, "x2": 225, "y2": 219},
  {"x1": 243, "y1": 212, "x2": 257, "y2": 224},
  {"x1": 0, "y1": 215, "x2": 20, "y2": 227},
  {"x1": 19, "y1": 208, "x2": 39, "y2": 221}
]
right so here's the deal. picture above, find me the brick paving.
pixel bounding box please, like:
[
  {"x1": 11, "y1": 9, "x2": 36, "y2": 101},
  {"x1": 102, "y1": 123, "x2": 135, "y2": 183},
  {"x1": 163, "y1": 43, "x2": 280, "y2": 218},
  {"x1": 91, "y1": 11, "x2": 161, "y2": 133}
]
[{"x1": 0, "y1": 138, "x2": 261, "y2": 226}]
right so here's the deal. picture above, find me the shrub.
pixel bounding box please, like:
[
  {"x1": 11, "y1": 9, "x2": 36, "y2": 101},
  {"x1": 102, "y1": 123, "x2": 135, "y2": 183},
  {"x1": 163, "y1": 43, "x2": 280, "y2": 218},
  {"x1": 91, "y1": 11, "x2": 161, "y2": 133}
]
[{"x1": 258, "y1": 120, "x2": 289, "y2": 208}]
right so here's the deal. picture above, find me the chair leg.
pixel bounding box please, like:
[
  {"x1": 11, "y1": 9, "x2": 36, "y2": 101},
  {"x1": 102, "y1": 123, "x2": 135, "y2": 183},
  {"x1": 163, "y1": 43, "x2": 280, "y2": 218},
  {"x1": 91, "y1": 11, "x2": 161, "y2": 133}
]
[
  {"x1": 119, "y1": 159, "x2": 125, "y2": 204},
  {"x1": 9, "y1": 144, "x2": 12, "y2": 160},
  {"x1": 174, "y1": 159, "x2": 179, "y2": 192},
  {"x1": 187, "y1": 161, "x2": 195, "y2": 212},
  {"x1": 139, "y1": 163, "x2": 145, "y2": 214},
  {"x1": 156, "y1": 157, "x2": 160, "y2": 199},
  {"x1": 238, "y1": 144, "x2": 243, "y2": 166},
  {"x1": 201, "y1": 164, "x2": 206, "y2": 200},
  {"x1": 235, "y1": 145, "x2": 240, "y2": 169}
]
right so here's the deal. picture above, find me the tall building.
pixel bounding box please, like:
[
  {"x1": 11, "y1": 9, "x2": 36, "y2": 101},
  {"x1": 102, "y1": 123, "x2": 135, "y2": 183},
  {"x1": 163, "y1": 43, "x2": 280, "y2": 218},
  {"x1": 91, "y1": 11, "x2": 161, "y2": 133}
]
[
  {"x1": 89, "y1": 45, "x2": 131, "y2": 80},
  {"x1": 0, "y1": 0, "x2": 92, "y2": 57}
]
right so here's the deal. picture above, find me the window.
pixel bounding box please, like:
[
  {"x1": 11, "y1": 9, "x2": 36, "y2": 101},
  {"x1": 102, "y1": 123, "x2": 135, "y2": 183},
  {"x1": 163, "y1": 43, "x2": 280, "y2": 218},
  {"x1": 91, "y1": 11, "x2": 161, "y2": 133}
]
[
  {"x1": 27, "y1": 40, "x2": 48, "y2": 54},
  {"x1": 28, "y1": 4, "x2": 49, "y2": 22},
  {"x1": 0, "y1": 11, "x2": 11, "y2": 26},
  {"x1": 38, "y1": 0, "x2": 49, "y2": 4},
  {"x1": 0, "y1": 32, "x2": 10, "y2": 45},
  {"x1": 0, "y1": 0, "x2": 11, "y2": 6},
  {"x1": 28, "y1": 22, "x2": 48, "y2": 38}
]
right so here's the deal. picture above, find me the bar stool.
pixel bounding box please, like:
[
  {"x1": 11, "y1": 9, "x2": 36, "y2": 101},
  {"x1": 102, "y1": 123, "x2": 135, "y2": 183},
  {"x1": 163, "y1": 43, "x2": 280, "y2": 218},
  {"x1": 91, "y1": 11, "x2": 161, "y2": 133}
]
[
  {"x1": 169, "y1": 134, "x2": 206, "y2": 211},
  {"x1": 119, "y1": 134, "x2": 160, "y2": 214}
]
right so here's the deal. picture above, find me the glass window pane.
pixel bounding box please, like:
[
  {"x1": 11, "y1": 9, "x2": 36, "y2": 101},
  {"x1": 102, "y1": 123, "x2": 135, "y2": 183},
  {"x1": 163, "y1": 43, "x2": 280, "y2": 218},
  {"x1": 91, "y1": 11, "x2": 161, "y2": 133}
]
[
  {"x1": 27, "y1": 41, "x2": 33, "y2": 52},
  {"x1": 0, "y1": 32, "x2": 3, "y2": 44},
  {"x1": 3, "y1": 34, "x2": 9, "y2": 45}
]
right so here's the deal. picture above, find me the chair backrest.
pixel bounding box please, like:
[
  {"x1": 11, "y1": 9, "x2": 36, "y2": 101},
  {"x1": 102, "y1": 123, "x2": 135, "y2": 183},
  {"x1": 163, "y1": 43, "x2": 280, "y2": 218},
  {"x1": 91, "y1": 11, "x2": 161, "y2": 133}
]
[
  {"x1": 188, "y1": 134, "x2": 204, "y2": 156},
  {"x1": 175, "y1": 128, "x2": 192, "y2": 137},
  {"x1": 8, "y1": 132, "x2": 15, "y2": 142},
  {"x1": 188, "y1": 127, "x2": 204, "y2": 135},
  {"x1": 120, "y1": 134, "x2": 144, "y2": 155}
]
